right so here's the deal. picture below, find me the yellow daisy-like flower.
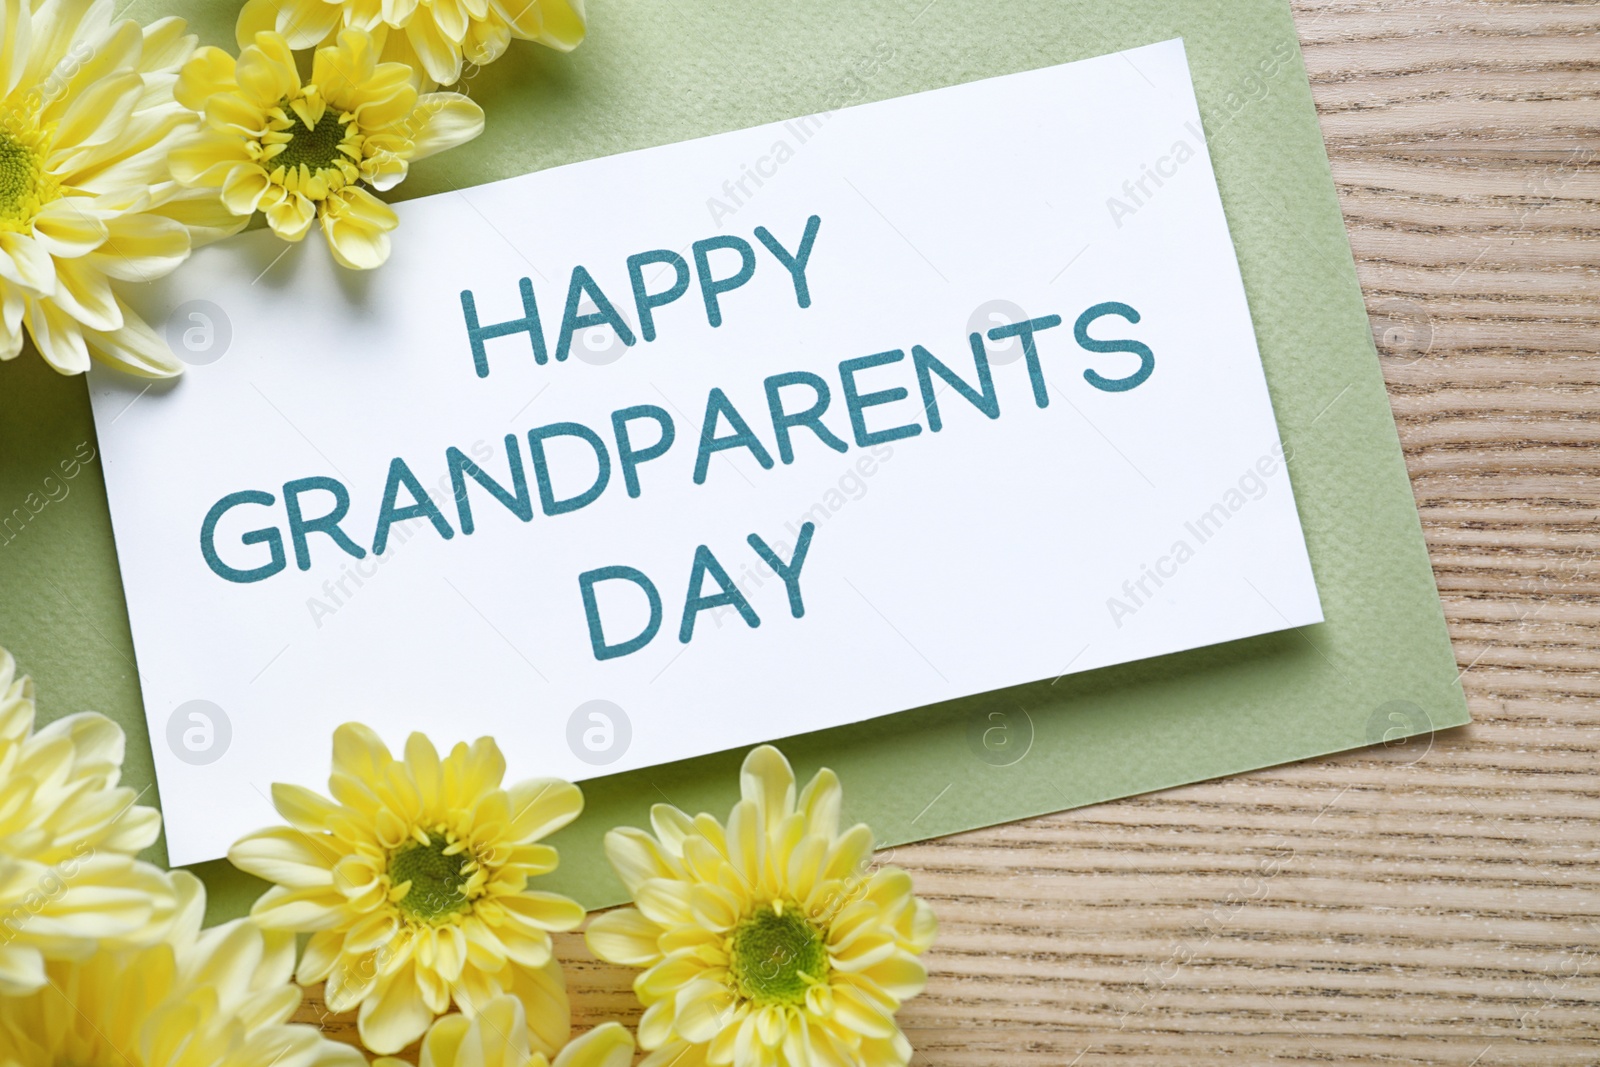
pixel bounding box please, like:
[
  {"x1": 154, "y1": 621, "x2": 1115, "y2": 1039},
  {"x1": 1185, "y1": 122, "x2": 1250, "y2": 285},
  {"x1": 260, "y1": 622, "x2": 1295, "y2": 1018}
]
[
  {"x1": 234, "y1": 0, "x2": 588, "y2": 89},
  {"x1": 228, "y1": 723, "x2": 588, "y2": 1055},
  {"x1": 0, "y1": 645, "x2": 176, "y2": 993},
  {"x1": 585, "y1": 746, "x2": 938, "y2": 1067},
  {"x1": 377, "y1": 995, "x2": 634, "y2": 1067},
  {"x1": 0, "y1": 0, "x2": 241, "y2": 376},
  {"x1": 171, "y1": 29, "x2": 484, "y2": 270},
  {"x1": 0, "y1": 869, "x2": 365, "y2": 1067}
]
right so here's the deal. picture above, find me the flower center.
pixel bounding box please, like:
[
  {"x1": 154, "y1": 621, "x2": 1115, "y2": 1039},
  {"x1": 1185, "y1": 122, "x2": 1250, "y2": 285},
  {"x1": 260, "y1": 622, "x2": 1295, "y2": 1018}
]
[
  {"x1": 276, "y1": 108, "x2": 349, "y2": 173},
  {"x1": 388, "y1": 833, "x2": 472, "y2": 923},
  {"x1": 0, "y1": 114, "x2": 56, "y2": 233},
  {"x1": 260, "y1": 90, "x2": 360, "y2": 199},
  {"x1": 726, "y1": 902, "x2": 830, "y2": 1006}
]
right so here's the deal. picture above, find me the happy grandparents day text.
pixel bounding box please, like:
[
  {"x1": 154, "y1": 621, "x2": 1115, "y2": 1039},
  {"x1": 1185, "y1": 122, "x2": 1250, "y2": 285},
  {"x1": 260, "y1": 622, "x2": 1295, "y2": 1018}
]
[{"x1": 197, "y1": 214, "x2": 1158, "y2": 661}]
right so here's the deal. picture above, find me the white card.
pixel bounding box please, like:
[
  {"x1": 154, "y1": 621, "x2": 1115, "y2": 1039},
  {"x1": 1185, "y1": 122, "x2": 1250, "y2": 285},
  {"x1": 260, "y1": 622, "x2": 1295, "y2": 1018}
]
[{"x1": 90, "y1": 39, "x2": 1320, "y2": 865}]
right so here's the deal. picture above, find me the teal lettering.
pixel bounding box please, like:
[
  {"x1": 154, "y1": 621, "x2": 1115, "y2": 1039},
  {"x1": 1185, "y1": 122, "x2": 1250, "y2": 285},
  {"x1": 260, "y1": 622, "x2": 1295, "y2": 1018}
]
[
  {"x1": 988, "y1": 314, "x2": 1064, "y2": 408},
  {"x1": 914, "y1": 338, "x2": 999, "y2": 431},
  {"x1": 692, "y1": 235, "x2": 756, "y2": 327},
  {"x1": 765, "y1": 371, "x2": 848, "y2": 464},
  {"x1": 748, "y1": 522, "x2": 815, "y2": 618},
  {"x1": 373, "y1": 458, "x2": 455, "y2": 554},
  {"x1": 449, "y1": 435, "x2": 532, "y2": 534},
  {"x1": 200, "y1": 490, "x2": 286, "y2": 584},
  {"x1": 283, "y1": 476, "x2": 366, "y2": 570},
  {"x1": 753, "y1": 214, "x2": 822, "y2": 308},
  {"x1": 579, "y1": 565, "x2": 662, "y2": 660},
  {"x1": 459, "y1": 277, "x2": 546, "y2": 376},
  {"x1": 680, "y1": 545, "x2": 759, "y2": 642},
  {"x1": 693, "y1": 388, "x2": 775, "y2": 484},
  {"x1": 1076, "y1": 301, "x2": 1155, "y2": 392},
  {"x1": 528, "y1": 422, "x2": 612, "y2": 515},
  {"x1": 612, "y1": 405, "x2": 676, "y2": 499},
  {"x1": 838, "y1": 350, "x2": 923, "y2": 447},
  {"x1": 627, "y1": 250, "x2": 691, "y2": 342},
  {"x1": 555, "y1": 265, "x2": 636, "y2": 362}
]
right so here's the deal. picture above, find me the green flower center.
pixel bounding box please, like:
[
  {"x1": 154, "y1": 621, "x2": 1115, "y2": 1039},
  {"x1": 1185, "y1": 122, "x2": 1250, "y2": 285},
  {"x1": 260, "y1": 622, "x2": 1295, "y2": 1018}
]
[
  {"x1": 726, "y1": 902, "x2": 830, "y2": 1006},
  {"x1": 0, "y1": 120, "x2": 55, "y2": 233},
  {"x1": 388, "y1": 833, "x2": 471, "y2": 923},
  {"x1": 274, "y1": 106, "x2": 351, "y2": 174}
]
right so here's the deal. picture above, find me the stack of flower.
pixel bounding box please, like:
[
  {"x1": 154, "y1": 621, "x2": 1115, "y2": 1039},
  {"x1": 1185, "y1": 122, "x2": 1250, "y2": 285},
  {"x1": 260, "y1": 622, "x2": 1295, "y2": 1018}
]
[
  {"x1": 0, "y1": 0, "x2": 239, "y2": 375},
  {"x1": 0, "y1": 645, "x2": 363, "y2": 1067},
  {"x1": 2, "y1": 0, "x2": 586, "y2": 376},
  {"x1": 0, "y1": 642, "x2": 935, "y2": 1067},
  {"x1": 0, "y1": 1, "x2": 941, "y2": 1060},
  {"x1": 587, "y1": 746, "x2": 937, "y2": 1067},
  {"x1": 227, "y1": 723, "x2": 590, "y2": 1054}
]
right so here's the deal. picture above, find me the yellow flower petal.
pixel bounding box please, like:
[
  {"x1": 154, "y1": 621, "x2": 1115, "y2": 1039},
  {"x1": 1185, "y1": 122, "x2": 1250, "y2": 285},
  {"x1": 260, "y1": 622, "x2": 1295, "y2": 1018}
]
[
  {"x1": 463, "y1": 16, "x2": 510, "y2": 66},
  {"x1": 405, "y1": 13, "x2": 462, "y2": 87},
  {"x1": 234, "y1": 0, "x2": 280, "y2": 49},
  {"x1": 236, "y1": 31, "x2": 302, "y2": 106},
  {"x1": 0, "y1": 870, "x2": 357, "y2": 1067},
  {"x1": 740, "y1": 744, "x2": 796, "y2": 833},
  {"x1": 274, "y1": 0, "x2": 344, "y2": 50},
  {"x1": 416, "y1": 1012, "x2": 472, "y2": 1067},
  {"x1": 408, "y1": 92, "x2": 484, "y2": 161},
  {"x1": 249, "y1": 883, "x2": 348, "y2": 930},
  {"x1": 221, "y1": 164, "x2": 273, "y2": 217},
  {"x1": 176, "y1": 45, "x2": 239, "y2": 109},
  {"x1": 673, "y1": 978, "x2": 737, "y2": 1043},
  {"x1": 265, "y1": 190, "x2": 318, "y2": 241},
  {"x1": 139, "y1": 16, "x2": 196, "y2": 74},
  {"x1": 585, "y1": 907, "x2": 663, "y2": 967},
  {"x1": 359, "y1": 962, "x2": 435, "y2": 1055},
  {"x1": 314, "y1": 26, "x2": 381, "y2": 99},
  {"x1": 51, "y1": 70, "x2": 144, "y2": 157},
  {"x1": 490, "y1": 0, "x2": 587, "y2": 51},
  {"x1": 501, "y1": 777, "x2": 580, "y2": 842},
  {"x1": 229, "y1": 827, "x2": 339, "y2": 888},
  {"x1": 550, "y1": 1022, "x2": 634, "y2": 1067}
]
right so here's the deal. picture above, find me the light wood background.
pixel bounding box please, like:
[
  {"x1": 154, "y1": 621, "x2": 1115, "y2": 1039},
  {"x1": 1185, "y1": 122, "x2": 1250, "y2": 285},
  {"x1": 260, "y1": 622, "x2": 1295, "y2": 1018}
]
[{"x1": 292, "y1": 1, "x2": 1600, "y2": 1061}]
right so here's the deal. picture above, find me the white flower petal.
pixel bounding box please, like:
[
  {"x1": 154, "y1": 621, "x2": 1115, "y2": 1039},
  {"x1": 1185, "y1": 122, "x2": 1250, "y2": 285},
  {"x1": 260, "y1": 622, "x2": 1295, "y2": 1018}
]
[
  {"x1": 30, "y1": 198, "x2": 110, "y2": 259},
  {"x1": 80, "y1": 297, "x2": 181, "y2": 377},
  {"x1": 49, "y1": 256, "x2": 122, "y2": 332},
  {"x1": 24, "y1": 296, "x2": 89, "y2": 373},
  {"x1": 0, "y1": 232, "x2": 56, "y2": 295},
  {"x1": 0, "y1": 0, "x2": 33, "y2": 99}
]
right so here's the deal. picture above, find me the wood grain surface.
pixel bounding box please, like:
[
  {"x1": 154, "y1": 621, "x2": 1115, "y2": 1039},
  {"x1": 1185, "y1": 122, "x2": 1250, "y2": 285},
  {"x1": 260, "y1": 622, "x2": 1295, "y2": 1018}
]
[{"x1": 292, "y1": 1, "x2": 1600, "y2": 1061}]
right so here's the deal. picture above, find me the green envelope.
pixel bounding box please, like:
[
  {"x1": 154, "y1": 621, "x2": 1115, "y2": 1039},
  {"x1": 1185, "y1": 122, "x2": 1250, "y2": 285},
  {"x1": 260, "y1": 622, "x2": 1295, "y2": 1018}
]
[{"x1": 0, "y1": 0, "x2": 1467, "y2": 920}]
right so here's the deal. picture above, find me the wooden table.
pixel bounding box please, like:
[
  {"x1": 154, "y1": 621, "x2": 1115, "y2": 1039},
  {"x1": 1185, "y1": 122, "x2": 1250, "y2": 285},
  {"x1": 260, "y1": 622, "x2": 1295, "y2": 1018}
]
[{"x1": 294, "y1": 2, "x2": 1600, "y2": 1061}]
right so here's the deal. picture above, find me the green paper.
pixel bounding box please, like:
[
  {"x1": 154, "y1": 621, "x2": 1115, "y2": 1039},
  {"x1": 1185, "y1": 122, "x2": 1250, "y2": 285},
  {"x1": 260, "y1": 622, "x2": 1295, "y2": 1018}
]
[{"x1": 0, "y1": 0, "x2": 1466, "y2": 922}]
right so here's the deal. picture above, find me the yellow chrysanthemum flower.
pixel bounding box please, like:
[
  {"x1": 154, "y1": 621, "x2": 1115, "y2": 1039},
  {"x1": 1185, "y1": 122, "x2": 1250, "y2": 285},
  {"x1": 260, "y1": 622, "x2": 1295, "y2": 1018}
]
[
  {"x1": 0, "y1": 645, "x2": 177, "y2": 994},
  {"x1": 0, "y1": 869, "x2": 365, "y2": 1067},
  {"x1": 228, "y1": 723, "x2": 588, "y2": 1055},
  {"x1": 0, "y1": 0, "x2": 241, "y2": 376},
  {"x1": 377, "y1": 995, "x2": 634, "y2": 1067},
  {"x1": 585, "y1": 746, "x2": 938, "y2": 1067},
  {"x1": 171, "y1": 28, "x2": 484, "y2": 270},
  {"x1": 234, "y1": 0, "x2": 587, "y2": 89}
]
